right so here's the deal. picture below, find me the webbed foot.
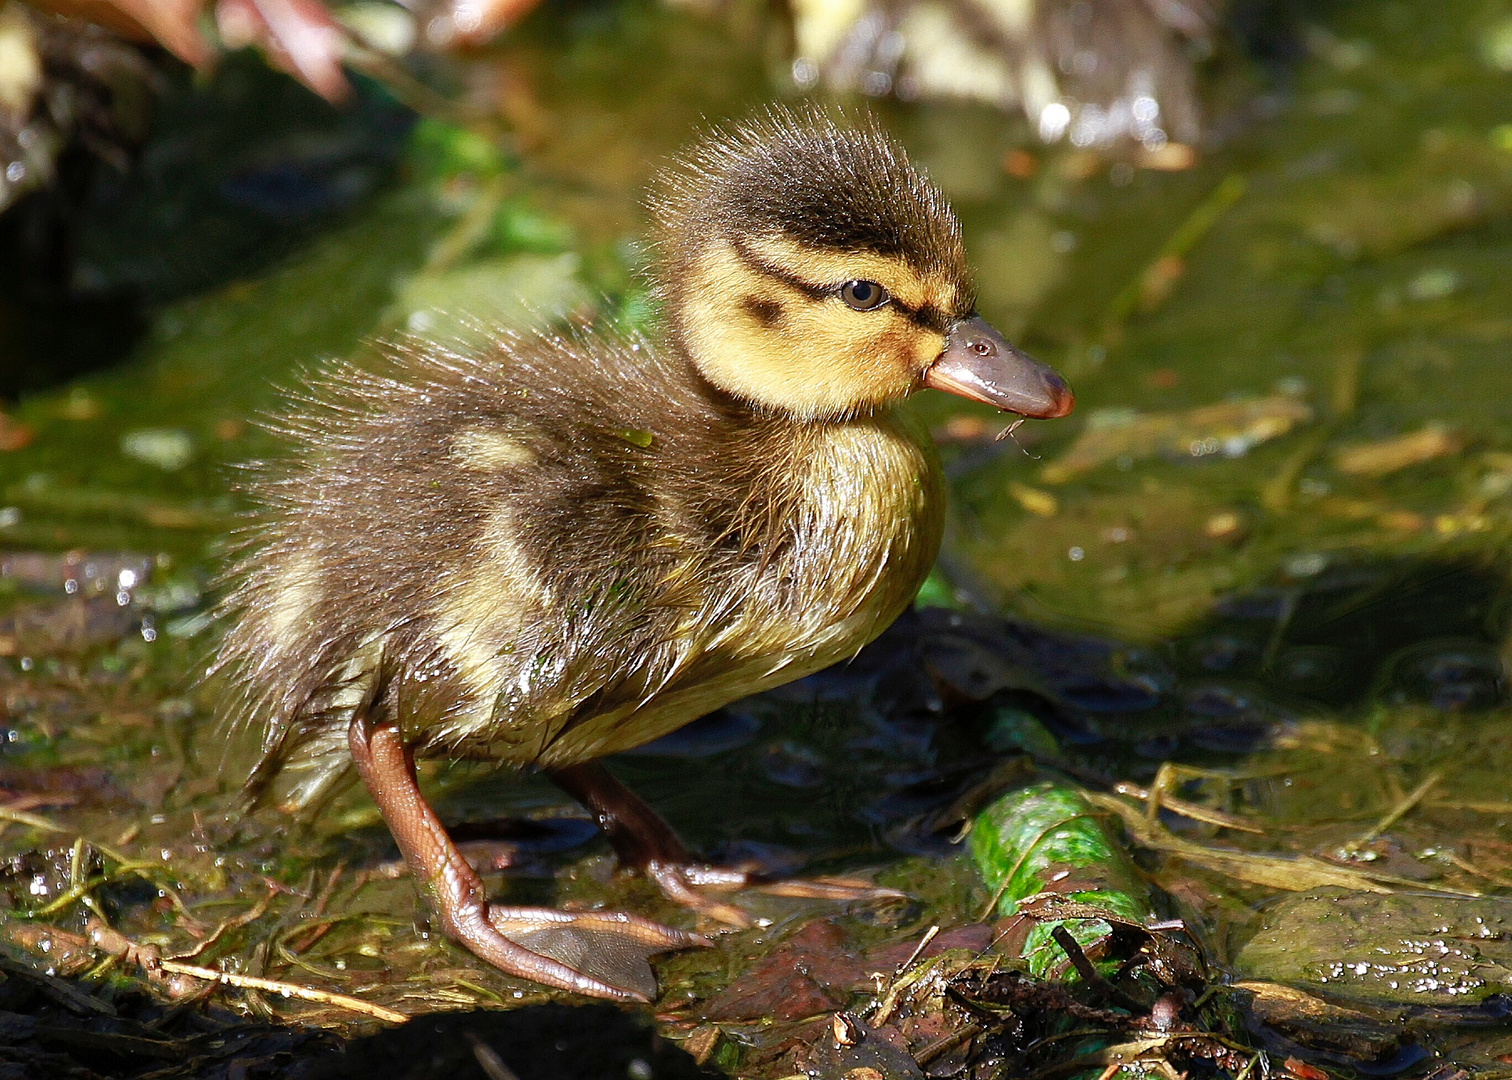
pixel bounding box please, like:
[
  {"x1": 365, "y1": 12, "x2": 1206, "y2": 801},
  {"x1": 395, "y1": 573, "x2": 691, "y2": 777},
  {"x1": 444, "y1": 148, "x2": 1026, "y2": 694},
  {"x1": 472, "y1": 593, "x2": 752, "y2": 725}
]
[
  {"x1": 549, "y1": 761, "x2": 903, "y2": 929},
  {"x1": 348, "y1": 716, "x2": 703, "y2": 1002},
  {"x1": 485, "y1": 905, "x2": 705, "y2": 1000}
]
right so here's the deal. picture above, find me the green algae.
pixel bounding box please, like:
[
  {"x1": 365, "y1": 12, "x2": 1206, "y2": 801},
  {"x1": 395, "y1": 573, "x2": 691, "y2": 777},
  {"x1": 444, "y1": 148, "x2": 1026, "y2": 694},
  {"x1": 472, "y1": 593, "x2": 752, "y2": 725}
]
[
  {"x1": 969, "y1": 782, "x2": 1153, "y2": 981},
  {"x1": 1236, "y1": 890, "x2": 1512, "y2": 1006}
]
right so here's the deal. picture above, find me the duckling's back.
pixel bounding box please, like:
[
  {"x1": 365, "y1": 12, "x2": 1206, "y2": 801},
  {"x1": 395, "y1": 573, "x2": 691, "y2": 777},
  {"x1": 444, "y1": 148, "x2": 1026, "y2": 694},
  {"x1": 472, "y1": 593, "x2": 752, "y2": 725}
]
[{"x1": 217, "y1": 329, "x2": 944, "y2": 811}]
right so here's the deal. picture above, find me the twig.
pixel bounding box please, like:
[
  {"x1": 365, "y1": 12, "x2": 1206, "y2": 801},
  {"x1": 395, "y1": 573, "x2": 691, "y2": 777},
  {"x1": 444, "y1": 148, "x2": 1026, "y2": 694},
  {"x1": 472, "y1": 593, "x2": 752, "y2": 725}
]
[
  {"x1": 171, "y1": 885, "x2": 279, "y2": 961},
  {"x1": 1349, "y1": 770, "x2": 1442, "y2": 849},
  {"x1": 1048, "y1": 926, "x2": 1146, "y2": 1014},
  {"x1": 79, "y1": 920, "x2": 408, "y2": 1025},
  {"x1": 913, "y1": 1023, "x2": 981, "y2": 1066},
  {"x1": 1101, "y1": 174, "x2": 1248, "y2": 336},
  {"x1": 1091, "y1": 791, "x2": 1480, "y2": 897},
  {"x1": 1118, "y1": 776, "x2": 1265, "y2": 834},
  {"x1": 870, "y1": 953, "x2": 955, "y2": 1028},
  {"x1": 0, "y1": 805, "x2": 68, "y2": 833},
  {"x1": 154, "y1": 959, "x2": 406, "y2": 1023},
  {"x1": 1443, "y1": 851, "x2": 1512, "y2": 891},
  {"x1": 896, "y1": 925, "x2": 941, "y2": 974},
  {"x1": 1428, "y1": 799, "x2": 1512, "y2": 814},
  {"x1": 286, "y1": 861, "x2": 347, "y2": 954}
]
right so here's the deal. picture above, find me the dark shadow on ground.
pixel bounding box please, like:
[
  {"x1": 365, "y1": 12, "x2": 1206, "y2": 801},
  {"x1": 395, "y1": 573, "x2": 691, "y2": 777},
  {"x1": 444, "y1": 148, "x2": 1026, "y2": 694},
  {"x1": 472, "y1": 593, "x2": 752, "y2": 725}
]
[{"x1": 310, "y1": 1005, "x2": 724, "y2": 1080}]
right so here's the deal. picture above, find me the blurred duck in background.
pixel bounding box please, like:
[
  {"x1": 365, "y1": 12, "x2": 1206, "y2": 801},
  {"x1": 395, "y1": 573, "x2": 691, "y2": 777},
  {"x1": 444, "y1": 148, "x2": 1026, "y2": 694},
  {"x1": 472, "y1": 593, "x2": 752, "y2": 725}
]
[
  {"x1": 785, "y1": 0, "x2": 1223, "y2": 154},
  {"x1": 6, "y1": 0, "x2": 1227, "y2": 168}
]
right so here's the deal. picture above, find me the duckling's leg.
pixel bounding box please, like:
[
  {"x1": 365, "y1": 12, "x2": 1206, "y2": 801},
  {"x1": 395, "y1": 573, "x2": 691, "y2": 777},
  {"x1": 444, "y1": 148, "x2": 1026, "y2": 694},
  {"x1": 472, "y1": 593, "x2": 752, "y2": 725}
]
[
  {"x1": 549, "y1": 761, "x2": 900, "y2": 928},
  {"x1": 348, "y1": 715, "x2": 702, "y2": 1001}
]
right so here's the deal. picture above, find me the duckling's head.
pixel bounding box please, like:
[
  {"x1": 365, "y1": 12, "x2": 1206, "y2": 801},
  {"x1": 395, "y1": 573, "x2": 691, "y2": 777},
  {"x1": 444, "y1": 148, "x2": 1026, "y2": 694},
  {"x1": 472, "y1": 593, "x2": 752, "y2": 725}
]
[{"x1": 655, "y1": 110, "x2": 1072, "y2": 422}]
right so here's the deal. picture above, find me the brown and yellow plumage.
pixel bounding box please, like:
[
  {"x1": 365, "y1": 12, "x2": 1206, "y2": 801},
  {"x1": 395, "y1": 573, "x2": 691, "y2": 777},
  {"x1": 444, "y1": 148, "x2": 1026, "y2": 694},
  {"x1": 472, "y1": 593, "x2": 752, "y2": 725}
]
[
  {"x1": 214, "y1": 108, "x2": 1072, "y2": 1001},
  {"x1": 219, "y1": 325, "x2": 943, "y2": 807}
]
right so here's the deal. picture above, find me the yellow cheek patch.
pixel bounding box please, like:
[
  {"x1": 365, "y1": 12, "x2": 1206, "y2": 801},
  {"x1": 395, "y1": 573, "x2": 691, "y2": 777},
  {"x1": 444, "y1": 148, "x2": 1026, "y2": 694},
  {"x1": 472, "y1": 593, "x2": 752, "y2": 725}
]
[
  {"x1": 906, "y1": 326, "x2": 948, "y2": 373},
  {"x1": 680, "y1": 241, "x2": 957, "y2": 417},
  {"x1": 678, "y1": 245, "x2": 892, "y2": 416}
]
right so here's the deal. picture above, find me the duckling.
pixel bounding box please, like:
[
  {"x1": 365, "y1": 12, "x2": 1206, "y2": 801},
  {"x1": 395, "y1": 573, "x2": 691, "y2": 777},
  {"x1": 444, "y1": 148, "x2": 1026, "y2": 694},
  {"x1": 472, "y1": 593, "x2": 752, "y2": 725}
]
[{"x1": 215, "y1": 109, "x2": 1073, "y2": 1003}]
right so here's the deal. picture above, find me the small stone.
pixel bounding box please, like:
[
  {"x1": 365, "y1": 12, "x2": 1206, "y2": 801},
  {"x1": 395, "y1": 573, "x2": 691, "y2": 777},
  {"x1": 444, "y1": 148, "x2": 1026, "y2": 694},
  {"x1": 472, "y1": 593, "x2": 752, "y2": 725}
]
[
  {"x1": 0, "y1": 414, "x2": 35, "y2": 452},
  {"x1": 1203, "y1": 512, "x2": 1241, "y2": 538},
  {"x1": 1008, "y1": 482, "x2": 1058, "y2": 517},
  {"x1": 1003, "y1": 148, "x2": 1038, "y2": 178},
  {"x1": 121, "y1": 429, "x2": 194, "y2": 471}
]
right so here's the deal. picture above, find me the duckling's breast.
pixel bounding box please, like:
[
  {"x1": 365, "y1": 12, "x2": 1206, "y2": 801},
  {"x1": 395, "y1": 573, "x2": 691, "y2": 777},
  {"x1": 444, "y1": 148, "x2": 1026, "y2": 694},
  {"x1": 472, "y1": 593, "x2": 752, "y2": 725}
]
[{"x1": 539, "y1": 408, "x2": 945, "y2": 763}]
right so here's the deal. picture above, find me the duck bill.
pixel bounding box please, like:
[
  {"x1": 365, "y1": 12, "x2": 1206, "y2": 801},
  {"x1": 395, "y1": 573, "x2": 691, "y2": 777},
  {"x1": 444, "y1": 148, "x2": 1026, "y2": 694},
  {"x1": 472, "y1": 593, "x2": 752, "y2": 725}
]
[{"x1": 923, "y1": 316, "x2": 1074, "y2": 419}]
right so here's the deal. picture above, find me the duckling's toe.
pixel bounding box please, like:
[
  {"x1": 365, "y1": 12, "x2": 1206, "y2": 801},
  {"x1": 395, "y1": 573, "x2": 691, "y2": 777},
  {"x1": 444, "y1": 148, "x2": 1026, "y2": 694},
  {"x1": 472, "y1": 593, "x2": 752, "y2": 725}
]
[
  {"x1": 649, "y1": 863, "x2": 904, "y2": 924},
  {"x1": 550, "y1": 761, "x2": 905, "y2": 928},
  {"x1": 486, "y1": 905, "x2": 706, "y2": 949},
  {"x1": 753, "y1": 875, "x2": 907, "y2": 903},
  {"x1": 643, "y1": 863, "x2": 757, "y2": 929},
  {"x1": 488, "y1": 906, "x2": 707, "y2": 1002}
]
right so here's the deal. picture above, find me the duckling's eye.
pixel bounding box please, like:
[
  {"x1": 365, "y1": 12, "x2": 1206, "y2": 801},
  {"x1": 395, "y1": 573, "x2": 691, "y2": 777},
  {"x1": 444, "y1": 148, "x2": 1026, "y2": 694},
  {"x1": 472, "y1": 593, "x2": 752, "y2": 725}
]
[{"x1": 839, "y1": 280, "x2": 889, "y2": 311}]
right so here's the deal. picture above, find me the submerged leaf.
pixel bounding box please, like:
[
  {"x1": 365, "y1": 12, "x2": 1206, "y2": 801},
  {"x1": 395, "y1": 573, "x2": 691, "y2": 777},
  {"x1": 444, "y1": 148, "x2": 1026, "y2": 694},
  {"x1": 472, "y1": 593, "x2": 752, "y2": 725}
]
[
  {"x1": 1042, "y1": 395, "x2": 1313, "y2": 483},
  {"x1": 969, "y1": 782, "x2": 1154, "y2": 980},
  {"x1": 1333, "y1": 424, "x2": 1463, "y2": 477}
]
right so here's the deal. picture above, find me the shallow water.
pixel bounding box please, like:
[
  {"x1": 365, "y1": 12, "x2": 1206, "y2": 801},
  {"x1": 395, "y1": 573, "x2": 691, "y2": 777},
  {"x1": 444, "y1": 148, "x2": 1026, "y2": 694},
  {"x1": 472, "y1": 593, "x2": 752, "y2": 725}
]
[{"x1": 0, "y1": 0, "x2": 1511, "y2": 1072}]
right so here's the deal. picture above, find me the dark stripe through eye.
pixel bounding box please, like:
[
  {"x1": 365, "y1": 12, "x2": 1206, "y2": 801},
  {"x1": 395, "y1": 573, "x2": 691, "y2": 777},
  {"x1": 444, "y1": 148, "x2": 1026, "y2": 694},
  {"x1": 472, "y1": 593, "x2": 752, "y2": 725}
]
[{"x1": 729, "y1": 239, "x2": 957, "y2": 331}]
